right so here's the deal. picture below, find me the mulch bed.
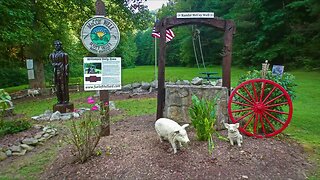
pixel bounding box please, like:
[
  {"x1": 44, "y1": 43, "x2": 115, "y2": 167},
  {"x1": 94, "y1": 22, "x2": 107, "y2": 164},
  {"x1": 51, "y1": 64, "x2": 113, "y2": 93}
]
[
  {"x1": 41, "y1": 114, "x2": 312, "y2": 180},
  {"x1": 1, "y1": 92, "x2": 315, "y2": 179}
]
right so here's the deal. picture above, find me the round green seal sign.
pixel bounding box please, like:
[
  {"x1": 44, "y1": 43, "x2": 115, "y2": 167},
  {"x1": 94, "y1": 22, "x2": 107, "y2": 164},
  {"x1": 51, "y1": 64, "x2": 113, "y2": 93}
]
[{"x1": 81, "y1": 16, "x2": 120, "y2": 55}]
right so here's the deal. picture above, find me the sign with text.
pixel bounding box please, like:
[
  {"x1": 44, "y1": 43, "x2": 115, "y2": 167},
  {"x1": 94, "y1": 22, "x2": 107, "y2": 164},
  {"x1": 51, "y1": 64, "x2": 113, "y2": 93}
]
[
  {"x1": 81, "y1": 16, "x2": 120, "y2": 55},
  {"x1": 83, "y1": 57, "x2": 121, "y2": 91},
  {"x1": 177, "y1": 12, "x2": 214, "y2": 19}
]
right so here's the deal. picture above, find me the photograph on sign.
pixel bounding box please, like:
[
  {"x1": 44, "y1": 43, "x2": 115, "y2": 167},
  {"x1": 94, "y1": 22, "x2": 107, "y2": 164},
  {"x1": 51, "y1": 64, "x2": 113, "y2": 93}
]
[
  {"x1": 84, "y1": 62, "x2": 102, "y2": 74},
  {"x1": 83, "y1": 57, "x2": 121, "y2": 91},
  {"x1": 272, "y1": 65, "x2": 284, "y2": 77},
  {"x1": 81, "y1": 16, "x2": 120, "y2": 55}
]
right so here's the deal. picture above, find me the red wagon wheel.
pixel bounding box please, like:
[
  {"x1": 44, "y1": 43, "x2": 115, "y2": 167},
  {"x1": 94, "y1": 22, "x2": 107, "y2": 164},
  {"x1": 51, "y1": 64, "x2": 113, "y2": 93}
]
[{"x1": 228, "y1": 79, "x2": 293, "y2": 138}]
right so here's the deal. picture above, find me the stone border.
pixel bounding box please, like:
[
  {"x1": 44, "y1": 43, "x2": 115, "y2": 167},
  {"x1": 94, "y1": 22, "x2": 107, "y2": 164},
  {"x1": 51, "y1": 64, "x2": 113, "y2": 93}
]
[{"x1": 0, "y1": 126, "x2": 58, "y2": 161}]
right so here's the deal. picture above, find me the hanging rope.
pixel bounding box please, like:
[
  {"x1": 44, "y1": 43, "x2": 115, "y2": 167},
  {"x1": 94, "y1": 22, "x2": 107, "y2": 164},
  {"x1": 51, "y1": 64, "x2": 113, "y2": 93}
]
[
  {"x1": 197, "y1": 29, "x2": 207, "y2": 71},
  {"x1": 192, "y1": 27, "x2": 207, "y2": 71},
  {"x1": 192, "y1": 26, "x2": 200, "y2": 70}
]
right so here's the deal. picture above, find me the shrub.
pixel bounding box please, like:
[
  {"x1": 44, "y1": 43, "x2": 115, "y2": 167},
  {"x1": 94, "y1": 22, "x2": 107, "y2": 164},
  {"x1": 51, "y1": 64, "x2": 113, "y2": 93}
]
[
  {"x1": 67, "y1": 97, "x2": 102, "y2": 163},
  {"x1": 0, "y1": 119, "x2": 32, "y2": 137},
  {"x1": 238, "y1": 70, "x2": 297, "y2": 99}
]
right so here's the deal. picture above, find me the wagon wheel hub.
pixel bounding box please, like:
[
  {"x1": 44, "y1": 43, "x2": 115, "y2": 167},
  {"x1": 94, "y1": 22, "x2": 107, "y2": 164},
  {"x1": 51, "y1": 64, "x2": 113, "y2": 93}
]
[{"x1": 254, "y1": 103, "x2": 265, "y2": 113}]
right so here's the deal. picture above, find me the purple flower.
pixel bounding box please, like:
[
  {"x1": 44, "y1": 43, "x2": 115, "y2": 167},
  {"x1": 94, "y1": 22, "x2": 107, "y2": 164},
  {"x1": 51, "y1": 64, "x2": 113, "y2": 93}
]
[{"x1": 87, "y1": 97, "x2": 95, "y2": 104}]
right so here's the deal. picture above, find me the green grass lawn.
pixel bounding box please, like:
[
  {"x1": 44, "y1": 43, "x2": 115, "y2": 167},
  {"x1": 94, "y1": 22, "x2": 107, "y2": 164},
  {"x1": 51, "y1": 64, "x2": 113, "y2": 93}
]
[{"x1": 2, "y1": 65, "x2": 320, "y2": 178}]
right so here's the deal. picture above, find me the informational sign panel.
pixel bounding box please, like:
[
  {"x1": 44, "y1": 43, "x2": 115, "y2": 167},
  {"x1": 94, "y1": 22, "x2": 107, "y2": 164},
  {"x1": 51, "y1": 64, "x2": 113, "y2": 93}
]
[
  {"x1": 26, "y1": 59, "x2": 33, "y2": 69},
  {"x1": 177, "y1": 12, "x2": 214, "y2": 19},
  {"x1": 81, "y1": 16, "x2": 120, "y2": 55},
  {"x1": 27, "y1": 69, "x2": 35, "y2": 80},
  {"x1": 83, "y1": 57, "x2": 121, "y2": 91}
]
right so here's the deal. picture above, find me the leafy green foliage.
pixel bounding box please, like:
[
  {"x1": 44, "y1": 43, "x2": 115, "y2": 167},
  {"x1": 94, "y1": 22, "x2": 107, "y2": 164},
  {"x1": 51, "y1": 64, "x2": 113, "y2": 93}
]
[
  {"x1": 238, "y1": 70, "x2": 297, "y2": 99},
  {"x1": 0, "y1": 119, "x2": 32, "y2": 137},
  {"x1": 189, "y1": 95, "x2": 217, "y2": 141}
]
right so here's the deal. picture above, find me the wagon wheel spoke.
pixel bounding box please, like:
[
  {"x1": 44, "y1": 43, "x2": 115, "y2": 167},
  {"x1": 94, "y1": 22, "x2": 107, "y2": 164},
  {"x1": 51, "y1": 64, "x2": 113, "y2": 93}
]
[
  {"x1": 265, "y1": 94, "x2": 285, "y2": 106},
  {"x1": 253, "y1": 113, "x2": 259, "y2": 135},
  {"x1": 251, "y1": 82, "x2": 258, "y2": 102},
  {"x1": 262, "y1": 113, "x2": 276, "y2": 132},
  {"x1": 265, "y1": 102, "x2": 289, "y2": 108},
  {"x1": 264, "y1": 111, "x2": 285, "y2": 125},
  {"x1": 235, "y1": 91, "x2": 255, "y2": 105},
  {"x1": 259, "y1": 81, "x2": 266, "y2": 102},
  {"x1": 231, "y1": 107, "x2": 253, "y2": 113},
  {"x1": 242, "y1": 86, "x2": 256, "y2": 103},
  {"x1": 234, "y1": 111, "x2": 254, "y2": 122},
  {"x1": 262, "y1": 86, "x2": 277, "y2": 104},
  {"x1": 259, "y1": 113, "x2": 267, "y2": 135},
  {"x1": 243, "y1": 114, "x2": 255, "y2": 130},
  {"x1": 232, "y1": 101, "x2": 253, "y2": 107},
  {"x1": 265, "y1": 108, "x2": 289, "y2": 115}
]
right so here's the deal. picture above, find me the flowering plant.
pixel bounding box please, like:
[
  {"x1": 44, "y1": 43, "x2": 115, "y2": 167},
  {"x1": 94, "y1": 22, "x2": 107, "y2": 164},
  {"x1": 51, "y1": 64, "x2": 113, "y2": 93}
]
[{"x1": 67, "y1": 96, "x2": 103, "y2": 163}]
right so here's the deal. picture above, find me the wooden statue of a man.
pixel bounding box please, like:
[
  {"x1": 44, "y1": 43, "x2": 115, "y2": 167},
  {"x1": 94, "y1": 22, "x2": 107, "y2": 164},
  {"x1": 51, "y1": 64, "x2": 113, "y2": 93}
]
[
  {"x1": 50, "y1": 40, "x2": 69, "y2": 104},
  {"x1": 49, "y1": 40, "x2": 73, "y2": 112}
]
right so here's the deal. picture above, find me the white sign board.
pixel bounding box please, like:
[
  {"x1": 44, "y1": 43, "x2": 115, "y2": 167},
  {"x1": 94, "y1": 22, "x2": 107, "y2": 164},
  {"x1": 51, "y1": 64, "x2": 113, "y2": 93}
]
[
  {"x1": 83, "y1": 57, "x2": 121, "y2": 91},
  {"x1": 81, "y1": 16, "x2": 120, "y2": 55},
  {"x1": 177, "y1": 12, "x2": 214, "y2": 19},
  {"x1": 27, "y1": 69, "x2": 35, "y2": 80},
  {"x1": 26, "y1": 59, "x2": 33, "y2": 69}
]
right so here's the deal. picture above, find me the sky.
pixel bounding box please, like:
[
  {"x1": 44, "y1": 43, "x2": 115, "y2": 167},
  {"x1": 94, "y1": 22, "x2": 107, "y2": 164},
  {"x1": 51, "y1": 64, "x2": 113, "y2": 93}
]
[{"x1": 143, "y1": 0, "x2": 169, "y2": 11}]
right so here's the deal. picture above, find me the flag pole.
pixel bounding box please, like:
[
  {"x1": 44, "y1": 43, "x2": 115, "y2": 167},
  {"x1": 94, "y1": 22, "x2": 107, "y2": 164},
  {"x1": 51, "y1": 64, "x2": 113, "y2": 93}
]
[{"x1": 154, "y1": 16, "x2": 157, "y2": 81}]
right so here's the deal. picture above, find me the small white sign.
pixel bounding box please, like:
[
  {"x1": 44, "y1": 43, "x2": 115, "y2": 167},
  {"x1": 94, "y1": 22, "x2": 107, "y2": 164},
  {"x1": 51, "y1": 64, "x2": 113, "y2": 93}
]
[
  {"x1": 27, "y1": 69, "x2": 35, "y2": 80},
  {"x1": 177, "y1": 12, "x2": 214, "y2": 19},
  {"x1": 26, "y1": 59, "x2": 33, "y2": 69},
  {"x1": 83, "y1": 57, "x2": 121, "y2": 91}
]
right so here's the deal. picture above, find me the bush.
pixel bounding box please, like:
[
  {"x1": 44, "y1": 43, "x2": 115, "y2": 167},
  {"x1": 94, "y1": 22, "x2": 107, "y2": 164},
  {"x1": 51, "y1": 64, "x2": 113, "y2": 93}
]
[
  {"x1": 67, "y1": 112, "x2": 101, "y2": 163},
  {"x1": 0, "y1": 119, "x2": 32, "y2": 137},
  {"x1": 238, "y1": 70, "x2": 297, "y2": 99}
]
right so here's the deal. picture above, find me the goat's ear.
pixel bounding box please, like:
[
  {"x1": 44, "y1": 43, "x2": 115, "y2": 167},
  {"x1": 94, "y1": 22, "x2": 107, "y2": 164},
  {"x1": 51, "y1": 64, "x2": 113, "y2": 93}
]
[
  {"x1": 181, "y1": 124, "x2": 189, "y2": 129},
  {"x1": 235, "y1": 123, "x2": 239, "y2": 128},
  {"x1": 224, "y1": 123, "x2": 229, "y2": 129}
]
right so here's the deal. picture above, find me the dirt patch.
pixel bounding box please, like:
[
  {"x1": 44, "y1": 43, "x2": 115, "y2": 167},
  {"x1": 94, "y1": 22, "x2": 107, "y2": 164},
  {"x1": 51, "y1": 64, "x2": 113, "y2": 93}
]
[
  {"x1": 41, "y1": 115, "x2": 312, "y2": 180},
  {"x1": 2, "y1": 92, "x2": 314, "y2": 179}
]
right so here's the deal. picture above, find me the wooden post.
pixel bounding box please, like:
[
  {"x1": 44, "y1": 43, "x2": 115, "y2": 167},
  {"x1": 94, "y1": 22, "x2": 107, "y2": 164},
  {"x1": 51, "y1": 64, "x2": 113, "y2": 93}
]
[
  {"x1": 156, "y1": 21, "x2": 167, "y2": 120},
  {"x1": 96, "y1": 0, "x2": 110, "y2": 136}
]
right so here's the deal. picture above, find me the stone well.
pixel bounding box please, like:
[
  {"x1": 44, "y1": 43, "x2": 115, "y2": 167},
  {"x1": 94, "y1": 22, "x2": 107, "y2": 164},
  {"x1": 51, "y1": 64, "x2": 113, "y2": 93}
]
[{"x1": 163, "y1": 85, "x2": 229, "y2": 130}]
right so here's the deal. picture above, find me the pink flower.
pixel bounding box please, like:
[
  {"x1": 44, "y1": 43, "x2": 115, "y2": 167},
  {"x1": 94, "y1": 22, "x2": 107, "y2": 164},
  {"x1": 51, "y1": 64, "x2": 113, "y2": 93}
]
[
  {"x1": 91, "y1": 105, "x2": 99, "y2": 111},
  {"x1": 87, "y1": 97, "x2": 95, "y2": 104},
  {"x1": 104, "y1": 102, "x2": 109, "y2": 106}
]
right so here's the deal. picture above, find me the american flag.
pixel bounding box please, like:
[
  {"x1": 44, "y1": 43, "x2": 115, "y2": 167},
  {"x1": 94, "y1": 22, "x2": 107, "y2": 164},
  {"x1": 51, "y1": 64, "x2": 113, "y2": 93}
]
[{"x1": 152, "y1": 27, "x2": 175, "y2": 43}]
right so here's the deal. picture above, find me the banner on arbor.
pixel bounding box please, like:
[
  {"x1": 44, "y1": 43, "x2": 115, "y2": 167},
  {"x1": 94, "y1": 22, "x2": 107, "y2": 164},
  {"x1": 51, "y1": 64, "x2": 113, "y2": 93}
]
[{"x1": 83, "y1": 57, "x2": 121, "y2": 91}]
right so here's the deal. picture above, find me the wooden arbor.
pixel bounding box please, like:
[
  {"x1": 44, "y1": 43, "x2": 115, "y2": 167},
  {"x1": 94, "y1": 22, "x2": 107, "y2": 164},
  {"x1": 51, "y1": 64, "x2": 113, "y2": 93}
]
[{"x1": 154, "y1": 17, "x2": 236, "y2": 119}]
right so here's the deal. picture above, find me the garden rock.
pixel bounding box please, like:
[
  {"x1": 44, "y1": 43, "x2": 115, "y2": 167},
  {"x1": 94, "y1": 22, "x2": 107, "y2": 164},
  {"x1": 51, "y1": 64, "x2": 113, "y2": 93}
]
[
  {"x1": 12, "y1": 149, "x2": 27, "y2": 156},
  {"x1": 50, "y1": 111, "x2": 61, "y2": 121},
  {"x1": 132, "y1": 82, "x2": 141, "y2": 89},
  {"x1": 141, "y1": 82, "x2": 151, "y2": 90},
  {"x1": 122, "y1": 84, "x2": 132, "y2": 91},
  {"x1": 22, "y1": 137, "x2": 38, "y2": 145},
  {"x1": 0, "y1": 151, "x2": 7, "y2": 161},
  {"x1": 5, "y1": 150, "x2": 12, "y2": 156},
  {"x1": 150, "y1": 80, "x2": 158, "y2": 89},
  {"x1": 191, "y1": 77, "x2": 203, "y2": 85},
  {"x1": 10, "y1": 145, "x2": 22, "y2": 152},
  {"x1": 20, "y1": 144, "x2": 34, "y2": 151}
]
